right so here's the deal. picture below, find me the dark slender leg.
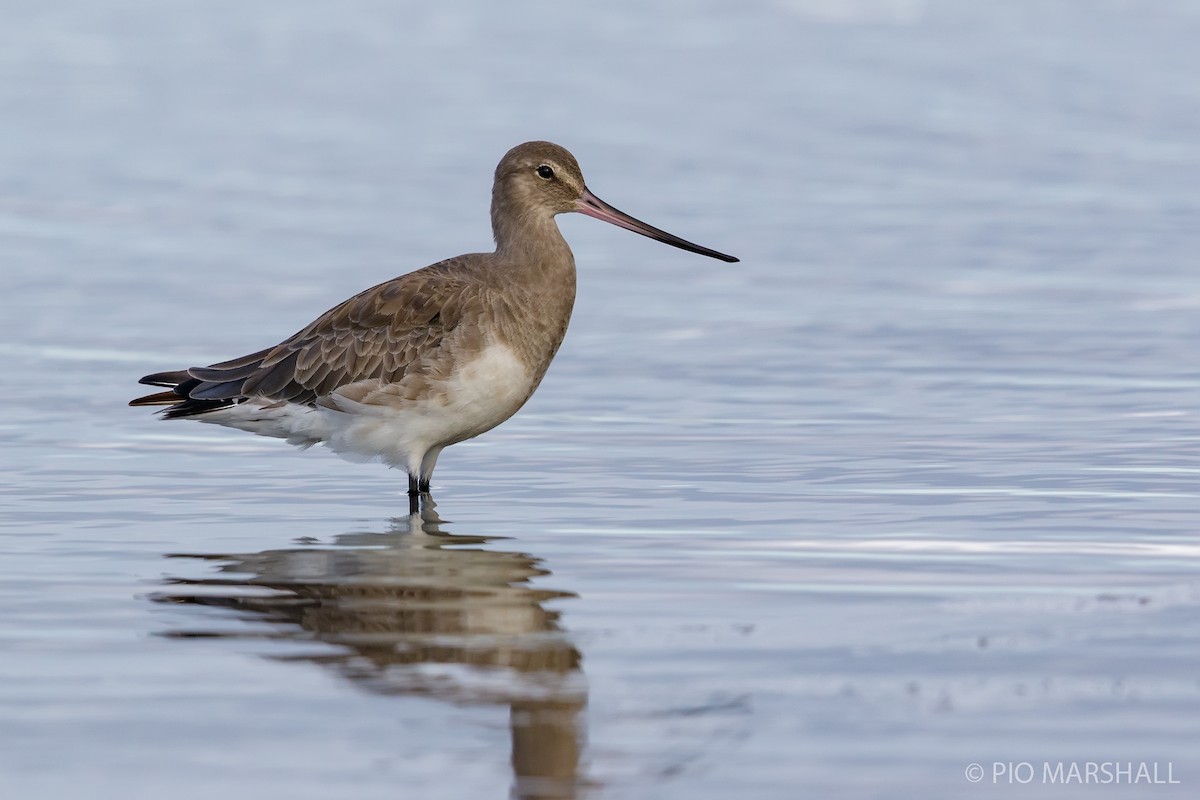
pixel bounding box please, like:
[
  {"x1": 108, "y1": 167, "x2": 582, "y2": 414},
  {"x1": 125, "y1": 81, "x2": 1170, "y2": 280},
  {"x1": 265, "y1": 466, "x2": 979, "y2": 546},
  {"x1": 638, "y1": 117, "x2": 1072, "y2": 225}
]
[{"x1": 407, "y1": 474, "x2": 433, "y2": 514}]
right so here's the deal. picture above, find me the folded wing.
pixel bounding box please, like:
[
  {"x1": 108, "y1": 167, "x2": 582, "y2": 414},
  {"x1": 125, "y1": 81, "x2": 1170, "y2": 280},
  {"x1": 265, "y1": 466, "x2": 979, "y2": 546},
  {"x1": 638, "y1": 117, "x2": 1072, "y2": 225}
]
[{"x1": 130, "y1": 260, "x2": 476, "y2": 418}]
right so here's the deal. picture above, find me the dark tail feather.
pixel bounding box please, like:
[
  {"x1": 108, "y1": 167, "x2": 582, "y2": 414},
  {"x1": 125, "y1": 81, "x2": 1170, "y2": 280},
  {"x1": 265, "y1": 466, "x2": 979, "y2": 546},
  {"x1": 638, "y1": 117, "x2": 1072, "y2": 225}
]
[
  {"x1": 130, "y1": 373, "x2": 233, "y2": 417},
  {"x1": 132, "y1": 348, "x2": 275, "y2": 418},
  {"x1": 139, "y1": 370, "x2": 192, "y2": 387},
  {"x1": 162, "y1": 398, "x2": 234, "y2": 418},
  {"x1": 129, "y1": 390, "x2": 186, "y2": 407}
]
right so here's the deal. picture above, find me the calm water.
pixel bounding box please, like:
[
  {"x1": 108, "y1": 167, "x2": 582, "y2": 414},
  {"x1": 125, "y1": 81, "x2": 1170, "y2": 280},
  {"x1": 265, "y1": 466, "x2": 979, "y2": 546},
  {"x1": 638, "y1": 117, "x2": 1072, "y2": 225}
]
[{"x1": 2, "y1": 1, "x2": 1199, "y2": 798}]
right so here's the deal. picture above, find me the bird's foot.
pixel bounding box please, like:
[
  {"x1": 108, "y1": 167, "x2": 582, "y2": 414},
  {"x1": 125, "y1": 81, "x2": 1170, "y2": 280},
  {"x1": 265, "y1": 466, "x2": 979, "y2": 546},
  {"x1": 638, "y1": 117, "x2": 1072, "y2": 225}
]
[{"x1": 407, "y1": 475, "x2": 433, "y2": 514}]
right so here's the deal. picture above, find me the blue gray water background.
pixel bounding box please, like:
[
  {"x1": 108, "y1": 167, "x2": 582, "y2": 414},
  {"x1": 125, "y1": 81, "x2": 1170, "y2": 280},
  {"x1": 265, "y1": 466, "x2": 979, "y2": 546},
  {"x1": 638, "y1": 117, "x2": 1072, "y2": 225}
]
[{"x1": 2, "y1": 1, "x2": 1198, "y2": 797}]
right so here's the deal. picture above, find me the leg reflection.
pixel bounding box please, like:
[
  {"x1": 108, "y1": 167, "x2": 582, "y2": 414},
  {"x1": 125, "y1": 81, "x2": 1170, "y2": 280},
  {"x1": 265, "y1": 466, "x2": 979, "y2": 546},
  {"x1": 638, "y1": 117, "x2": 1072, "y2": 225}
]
[{"x1": 154, "y1": 499, "x2": 585, "y2": 799}]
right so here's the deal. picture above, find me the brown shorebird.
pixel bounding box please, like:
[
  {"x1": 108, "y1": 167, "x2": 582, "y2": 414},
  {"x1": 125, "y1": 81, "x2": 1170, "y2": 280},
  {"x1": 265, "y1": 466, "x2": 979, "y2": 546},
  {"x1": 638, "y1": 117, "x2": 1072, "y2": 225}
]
[{"x1": 131, "y1": 141, "x2": 737, "y2": 497}]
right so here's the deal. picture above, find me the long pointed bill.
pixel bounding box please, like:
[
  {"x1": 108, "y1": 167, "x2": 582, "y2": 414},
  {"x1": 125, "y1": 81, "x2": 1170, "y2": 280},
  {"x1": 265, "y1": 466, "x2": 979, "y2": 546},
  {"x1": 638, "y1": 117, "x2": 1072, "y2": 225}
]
[{"x1": 576, "y1": 188, "x2": 739, "y2": 263}]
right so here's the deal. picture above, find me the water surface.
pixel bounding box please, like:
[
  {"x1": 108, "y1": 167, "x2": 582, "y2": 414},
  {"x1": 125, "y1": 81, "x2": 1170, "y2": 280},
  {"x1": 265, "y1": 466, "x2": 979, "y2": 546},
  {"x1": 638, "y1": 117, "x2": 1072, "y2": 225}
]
[{"x1": 2, "y1": 1, "x2": 1199, "y2": 798}]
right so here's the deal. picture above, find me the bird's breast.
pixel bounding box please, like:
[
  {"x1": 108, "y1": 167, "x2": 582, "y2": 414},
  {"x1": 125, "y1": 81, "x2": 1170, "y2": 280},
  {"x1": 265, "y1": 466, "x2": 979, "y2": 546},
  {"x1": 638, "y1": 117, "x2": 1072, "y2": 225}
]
[
  {"x1": 399, "y1": 340, "x2": 535, "y2": 447},
  {"x1": 446, "y1": 340, "x2": 533, "y2": 413}
]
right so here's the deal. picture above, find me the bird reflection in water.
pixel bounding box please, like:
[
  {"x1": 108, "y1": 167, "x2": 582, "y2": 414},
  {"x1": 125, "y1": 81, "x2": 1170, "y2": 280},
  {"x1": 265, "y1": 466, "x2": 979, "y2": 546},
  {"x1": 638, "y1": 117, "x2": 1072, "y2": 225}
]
[{"x1": 152, "y1": 500, "x2": 586, "y2": 800}]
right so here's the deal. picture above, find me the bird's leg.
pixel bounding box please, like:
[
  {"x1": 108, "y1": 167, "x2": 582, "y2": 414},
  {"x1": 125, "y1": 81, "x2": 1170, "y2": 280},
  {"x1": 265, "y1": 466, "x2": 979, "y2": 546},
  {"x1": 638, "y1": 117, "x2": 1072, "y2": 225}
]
[
  {"x1": 407, "y1": 473, "x2": 434, "y2": 514},
  {"x1": 417, "y1": 447, "x2": 441, "y2": 497},
  {"x1": 406, "y1": 475, "x2": 433, "y2": 515}
]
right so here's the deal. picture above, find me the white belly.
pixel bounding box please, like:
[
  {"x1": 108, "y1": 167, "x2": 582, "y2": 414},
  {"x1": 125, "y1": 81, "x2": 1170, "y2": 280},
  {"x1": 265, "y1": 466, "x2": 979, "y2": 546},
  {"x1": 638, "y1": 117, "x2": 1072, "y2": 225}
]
[{"x1": 199, "y1": 342, "x2": 534, "y2": 474}]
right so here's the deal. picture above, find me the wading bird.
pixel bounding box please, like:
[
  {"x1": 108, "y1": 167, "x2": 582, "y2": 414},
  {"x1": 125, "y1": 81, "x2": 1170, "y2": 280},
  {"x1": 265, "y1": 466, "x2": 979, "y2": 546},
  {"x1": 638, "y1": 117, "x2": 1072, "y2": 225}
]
[{"x1": 131, "y1": 141, "x2": 737, "y2": 498}]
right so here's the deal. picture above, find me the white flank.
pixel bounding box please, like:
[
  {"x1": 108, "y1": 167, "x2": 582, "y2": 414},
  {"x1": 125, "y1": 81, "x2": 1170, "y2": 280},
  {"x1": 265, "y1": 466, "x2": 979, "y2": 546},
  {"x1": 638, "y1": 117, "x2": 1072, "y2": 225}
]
[{"x1": 196, "y1": 342, "x2": 532, "y2": 475}]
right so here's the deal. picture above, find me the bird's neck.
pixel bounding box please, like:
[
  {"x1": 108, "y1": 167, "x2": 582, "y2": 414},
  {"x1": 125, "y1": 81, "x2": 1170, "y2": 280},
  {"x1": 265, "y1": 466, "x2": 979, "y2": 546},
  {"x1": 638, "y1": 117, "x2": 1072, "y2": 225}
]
[
  {"x1": 492, "y1": 204, "x2": 573, "y2": 270},
  {"x1": 488, "y1": 199, "x2": 577, "y2": 380}
]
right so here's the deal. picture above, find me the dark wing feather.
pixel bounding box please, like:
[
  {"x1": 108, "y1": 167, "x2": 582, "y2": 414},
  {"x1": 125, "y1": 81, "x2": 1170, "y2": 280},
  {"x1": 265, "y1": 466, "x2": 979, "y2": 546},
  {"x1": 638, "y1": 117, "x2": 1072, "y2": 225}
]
[
  {"x1": 187, "y1": 349, "x2": 273, "y2": 382},
  {"x1": 129, "y1": 258, "x2": 479, "y2": 417},
  {"x1": 128, "y1": 390, "x2": 186, "y2": 406},
  {"x1": 138, "y1": 369, "x2": 192, "y2": 387},
  {"x1": 188, "y1": 379, "x2": 249, "y2": 400}
]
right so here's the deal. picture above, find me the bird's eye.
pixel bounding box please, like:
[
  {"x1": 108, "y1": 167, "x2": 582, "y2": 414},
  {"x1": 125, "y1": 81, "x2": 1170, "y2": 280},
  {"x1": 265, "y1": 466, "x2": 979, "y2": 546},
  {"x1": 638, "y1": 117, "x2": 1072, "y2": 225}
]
[{"x1": 536, "y1": 165, "x2": 555, "y2": 180}]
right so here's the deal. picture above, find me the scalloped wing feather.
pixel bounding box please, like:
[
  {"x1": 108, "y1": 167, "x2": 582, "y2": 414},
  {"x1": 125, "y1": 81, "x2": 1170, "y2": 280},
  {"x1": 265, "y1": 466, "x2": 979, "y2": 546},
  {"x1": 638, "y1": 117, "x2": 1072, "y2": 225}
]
[{"x1": 131, "y1": 257, "x2": 484, "y2": 416}]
